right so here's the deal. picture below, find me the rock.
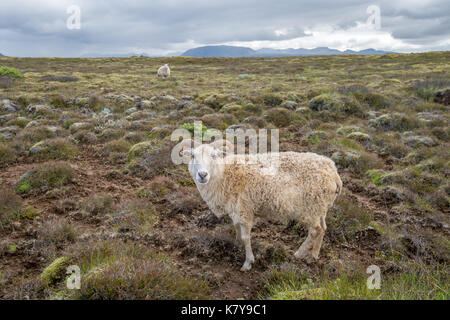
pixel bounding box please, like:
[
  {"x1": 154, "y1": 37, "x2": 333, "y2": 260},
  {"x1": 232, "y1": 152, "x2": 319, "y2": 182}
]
[
  {"x1": 177, "y1": 101, "x2": 197, "y2": 110},
  {"x1": 433, "y1": 89, "x2": 450, "y2": 106},
  {"x1": 0, "y1": 126, "x2": 20, "y2": 140},
  {"x1": 0, "y1": 114, "x2": 15, "y2": 125},
  {"x1": 225, "y1": 124, "x2": 250, "y2": 134},
  {"x1": 29, "y1": 141, "x2": 47, "y2": 154},
  {"x1": 1, "y1": 99, "x2": 21, "y2": 113},
  {"x1": 40, "y1": 256, "x2": 73, "y2": 286},
  {"x1": 125, "y1": 107, "x2": 137, "y2": 115}
]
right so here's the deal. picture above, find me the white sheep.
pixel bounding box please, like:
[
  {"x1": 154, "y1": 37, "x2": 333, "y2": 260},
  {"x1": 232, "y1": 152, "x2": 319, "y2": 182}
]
[
  {"x1": 180, "y1": 139, "x2": 342, "y2": 271},
  {"x1": 157, "y1": 64, "x2": 170, "y2": 78}
]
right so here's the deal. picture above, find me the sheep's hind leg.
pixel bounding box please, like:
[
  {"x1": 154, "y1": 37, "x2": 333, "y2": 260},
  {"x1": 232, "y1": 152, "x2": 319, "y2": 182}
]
[
  {"x1": 294, "y1": 228, "x2": 315, "y2": 261},
  {"x1": 239, "y1": 224, "x2": 255, "y2": 271},
  {"x1": 295, "y1": 219, "x2": 326, "y2": 263},
  {"x1": 311, "y1": 217, "x2": 326, "y2": 260}
]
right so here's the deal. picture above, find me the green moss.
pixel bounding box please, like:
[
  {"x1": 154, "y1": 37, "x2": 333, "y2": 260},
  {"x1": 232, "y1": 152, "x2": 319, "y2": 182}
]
[
  {"x1": 180, "y1": 122, "x2": 207, "y2": 135},
  {"x1": 16, "y1": 181, "x2": 31, "y2": 192},
  {"x1": 0, "y1": 66, "x2": 24, "y2": 79},
  {"x1": 41, "y1": 256, "x2": 73, "y2": 286},
  {"x1": 367, "y1": 169, "x2": 384, "y2": 186},
  {"x1": 8, "y1": 244, "x2": 17, "y2": 254}
]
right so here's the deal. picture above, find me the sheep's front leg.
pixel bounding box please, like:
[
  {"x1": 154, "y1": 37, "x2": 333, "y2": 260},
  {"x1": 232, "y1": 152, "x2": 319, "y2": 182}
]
[{"x1": 239, "y1": 224, "x2": 255, "y2": 271}]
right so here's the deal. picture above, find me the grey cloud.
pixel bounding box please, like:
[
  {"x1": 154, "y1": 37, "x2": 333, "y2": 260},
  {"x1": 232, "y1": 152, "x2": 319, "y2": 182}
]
[{"x1": 0, "y1": 0, "x2": 448, "y2": 57}]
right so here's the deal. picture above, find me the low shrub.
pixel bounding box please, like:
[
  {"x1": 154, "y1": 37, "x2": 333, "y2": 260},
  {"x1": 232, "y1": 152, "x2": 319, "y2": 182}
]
[{"x1": 15, "y1": 162, "x2": 74, "y2": 194}]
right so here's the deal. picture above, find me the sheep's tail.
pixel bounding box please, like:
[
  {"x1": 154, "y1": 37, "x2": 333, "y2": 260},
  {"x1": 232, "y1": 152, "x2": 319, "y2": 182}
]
[{"x1": 334, "y1": 172, "x2": 343, "y2": 195}]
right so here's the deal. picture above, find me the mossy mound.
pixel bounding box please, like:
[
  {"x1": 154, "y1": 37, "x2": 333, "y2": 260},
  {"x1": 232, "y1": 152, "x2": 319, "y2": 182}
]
[
  {"x1": 0, "y1": 66, "x2": 24, "y2": 79},
  {"x1": 201, "y1": 93, "x2": 235, "y2": 110},
  {"x1": 41, "y1": 256, "x2": 73, "y2": 286},
  {"x1": 126, "y1": 141, "x2": 174, "y2": 178},
  {"x1": 16, "y1": 163, "x2": 74, "y2": 194},
  {"x1": 0, "y1": 143, "x2": 16, "y2": 166},
  {"x1": 369, "y1": 113, "x2": 420, "y2": 132},
  {"x1": 29, "y1": 138, "x2": 79, "y2": 160},
  {"x1": 264, "y1": 108, "x2": 303, "y2": 127}
]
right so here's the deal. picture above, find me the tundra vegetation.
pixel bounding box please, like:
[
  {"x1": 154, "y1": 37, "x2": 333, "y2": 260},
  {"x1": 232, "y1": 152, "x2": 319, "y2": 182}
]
[{"x1": 0, "y1": 52, "x2": 448, "y2": 299}]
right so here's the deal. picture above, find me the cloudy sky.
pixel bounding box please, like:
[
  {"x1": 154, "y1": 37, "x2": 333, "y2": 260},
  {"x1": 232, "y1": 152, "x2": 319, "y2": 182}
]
[{"x1": 0, "y1": 0, "x2": 449, "y2": 57}]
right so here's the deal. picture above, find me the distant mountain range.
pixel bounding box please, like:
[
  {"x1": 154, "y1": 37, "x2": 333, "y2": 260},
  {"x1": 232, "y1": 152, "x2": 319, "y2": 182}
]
[
  {"x1": 0, "y1": 46, "x2": 392, "y2": 58},
  {"x1": 181, "y1": 45, "x2": 393, "y2": 57},
  {"x1": 80, "y1": 52, "x2": 151, "y2": 58}
]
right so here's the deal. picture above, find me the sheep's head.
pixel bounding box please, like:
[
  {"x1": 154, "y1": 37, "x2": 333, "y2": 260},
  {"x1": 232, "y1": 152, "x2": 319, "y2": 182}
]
[{"x1": 180, "y1": 139, "x2": 232, "y2": 185}]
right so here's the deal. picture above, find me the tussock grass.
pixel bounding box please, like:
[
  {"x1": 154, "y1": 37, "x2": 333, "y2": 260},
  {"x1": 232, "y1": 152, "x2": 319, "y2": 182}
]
[{"x1": 261, "y1": 263, "x2": 449, "y2": 300}]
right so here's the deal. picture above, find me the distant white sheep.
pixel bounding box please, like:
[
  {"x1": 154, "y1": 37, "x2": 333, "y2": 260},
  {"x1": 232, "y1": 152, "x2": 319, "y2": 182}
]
[
  {"x1": 157, "y1": 64, "x2": 170, "y2": 78},
  {"x1": 180, "y1": 139, "x2": 342, "y2": 271}
]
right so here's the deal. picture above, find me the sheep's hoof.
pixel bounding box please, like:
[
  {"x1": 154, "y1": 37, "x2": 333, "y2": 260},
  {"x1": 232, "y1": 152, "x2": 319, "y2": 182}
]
[
  {"x1": 294, "y1": 249, "x2": 308, "y2": 260},
  {"x1": 294, "y1": 251, "x2": 316, "y2": 264},
  {"x1": 240, "y1": 262, "x2": 252, "y2": 271}
]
